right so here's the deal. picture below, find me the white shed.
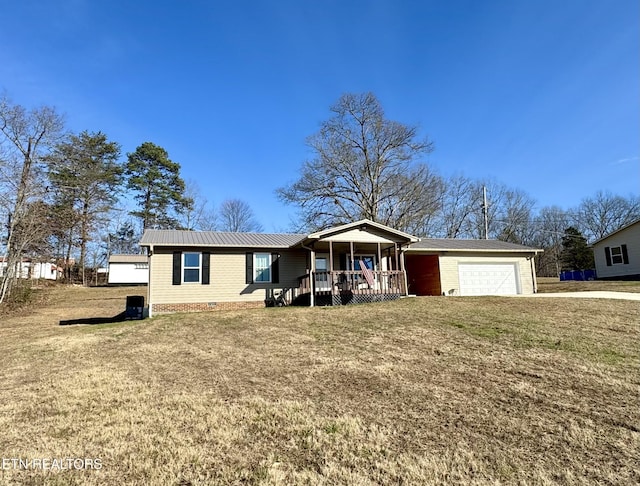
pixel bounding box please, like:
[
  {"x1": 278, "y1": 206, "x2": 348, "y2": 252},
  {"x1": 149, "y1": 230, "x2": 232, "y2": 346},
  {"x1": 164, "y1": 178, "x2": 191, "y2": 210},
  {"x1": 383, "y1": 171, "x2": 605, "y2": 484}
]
[{"x1": 108, "y1": 254, "x2": 149, "y2": 285}]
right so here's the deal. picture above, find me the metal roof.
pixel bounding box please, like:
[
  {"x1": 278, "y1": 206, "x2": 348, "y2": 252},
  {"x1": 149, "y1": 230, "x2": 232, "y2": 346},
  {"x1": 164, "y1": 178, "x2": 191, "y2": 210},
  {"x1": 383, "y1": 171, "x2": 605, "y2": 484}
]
[
  {"x1": 305, "y1": 219, "x2": 419, "y2": 243},
  {"x1": 140, "y1": 229, "x2": 307, "y2": 248},
  {"x1": 109, "y1": 254, "x2": 149, "y2": 263},
  {"x1": 139, "y1": 225, "x2": 540, "y2": 253},
  {"x1": 407, "y1": 238, "x2": 541, "y2": 253}
]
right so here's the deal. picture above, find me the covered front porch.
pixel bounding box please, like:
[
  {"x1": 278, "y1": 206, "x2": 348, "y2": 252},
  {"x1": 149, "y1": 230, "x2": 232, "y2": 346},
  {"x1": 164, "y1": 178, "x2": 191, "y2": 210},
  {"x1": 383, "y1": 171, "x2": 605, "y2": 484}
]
[
  {"x1": 297, "y1": 269, "x2": 407, "y2": 306},
  {"x1": 291, "y1": 220, "x2": 418, "y2": 306}
]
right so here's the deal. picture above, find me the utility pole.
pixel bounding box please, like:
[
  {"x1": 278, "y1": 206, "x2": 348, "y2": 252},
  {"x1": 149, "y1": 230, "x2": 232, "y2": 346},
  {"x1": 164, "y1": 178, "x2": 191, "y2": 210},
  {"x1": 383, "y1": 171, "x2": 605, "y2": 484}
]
[{"x1": 482, "y1": 186, "x2": 489, "y2": 240}]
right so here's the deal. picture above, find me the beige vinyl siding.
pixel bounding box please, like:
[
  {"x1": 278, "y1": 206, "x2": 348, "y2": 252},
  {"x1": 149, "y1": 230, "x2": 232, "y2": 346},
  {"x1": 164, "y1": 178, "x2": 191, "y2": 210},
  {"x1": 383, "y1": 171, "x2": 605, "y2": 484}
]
[
  {"x1": 593, "y1": 223, "x2": 640, "y2": 279},
  {"x1": 150, "y1": 248, "x2": 307, "y2": 305},
  {"x1": 438, "y1": 253, "x2": 536, "y2": 295}
]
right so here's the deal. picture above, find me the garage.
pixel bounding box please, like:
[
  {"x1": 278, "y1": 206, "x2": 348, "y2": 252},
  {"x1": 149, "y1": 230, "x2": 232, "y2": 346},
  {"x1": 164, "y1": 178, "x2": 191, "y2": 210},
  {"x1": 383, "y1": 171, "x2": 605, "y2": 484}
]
[
  {"x1": 458, "y1": 263, "x2": 519, "y2": 296},
  {"x1": 405, "y1": 238, "x2": 542, "y2": 296}
]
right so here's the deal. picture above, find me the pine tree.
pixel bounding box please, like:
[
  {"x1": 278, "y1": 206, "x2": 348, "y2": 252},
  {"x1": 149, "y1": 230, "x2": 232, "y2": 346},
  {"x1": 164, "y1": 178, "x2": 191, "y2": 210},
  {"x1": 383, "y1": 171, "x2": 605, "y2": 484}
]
[
  {"x1": 108, "y1": 221, "x2": 139, "y2": 255},
  {"x1": 125, "y1": 142, "x2": 192, "y2": 230},
  {"x1": 47, "y1": 131, "x2": 122, "y2": 285},
  {"x1": 560, "y1": 227, "x2": 594, "y2": 271}
]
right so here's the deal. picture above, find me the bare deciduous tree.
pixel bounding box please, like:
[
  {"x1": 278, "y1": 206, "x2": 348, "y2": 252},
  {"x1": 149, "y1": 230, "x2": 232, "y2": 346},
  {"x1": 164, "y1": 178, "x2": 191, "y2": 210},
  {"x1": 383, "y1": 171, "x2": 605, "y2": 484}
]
[
  {"x1": 494, "y1": 187, "x2": 537, "y2": 244},
  {"x1": 0, "y1": 95, "x2": 64, "y2": 302},
  {"x1": 530, "y1": 206, "x2": 570, "y2": 276},
  {"x1": 431, "y1": 175, "x2": 478, "y2": 238},
  {"x1": 218, "y1": 199, "x2": 262, "y2": 232},
  {"x1": 573, "y1": 190, "x2": 640, "y2": 242},
  {"x1": 179, "y1": 180, "x2": 218, "y2": 231},
  {"x1": 277, "y1": 92, "x2": 436, "y2": 231}
]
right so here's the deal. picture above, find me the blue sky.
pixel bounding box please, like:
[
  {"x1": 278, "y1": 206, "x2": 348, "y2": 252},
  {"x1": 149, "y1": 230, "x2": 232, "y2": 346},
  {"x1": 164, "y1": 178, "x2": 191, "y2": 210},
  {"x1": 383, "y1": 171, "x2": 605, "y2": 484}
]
[{"x1": 1, "y1": 0, "x2": 638, "y2": 231}]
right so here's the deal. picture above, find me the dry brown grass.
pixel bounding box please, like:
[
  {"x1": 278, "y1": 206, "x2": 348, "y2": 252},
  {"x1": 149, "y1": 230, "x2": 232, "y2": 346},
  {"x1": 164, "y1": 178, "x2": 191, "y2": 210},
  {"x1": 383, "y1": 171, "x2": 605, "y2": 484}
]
[
  {"x1": 1, "y1": 285, "x2": 638, "y2": 485},
  {"x1": 537, "y1": 276, "x2": 640, "y2": 293}
]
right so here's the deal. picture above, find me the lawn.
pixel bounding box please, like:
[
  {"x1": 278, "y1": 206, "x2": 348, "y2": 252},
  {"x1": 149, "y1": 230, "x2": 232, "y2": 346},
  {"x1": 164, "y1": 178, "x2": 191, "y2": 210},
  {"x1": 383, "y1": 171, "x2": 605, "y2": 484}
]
[
  {"x1": 0, "y1": 285, "x2": 638, "y2": 485},
  {"x1": 537, "y1": 276, "x2": 640, "y2": 293}
]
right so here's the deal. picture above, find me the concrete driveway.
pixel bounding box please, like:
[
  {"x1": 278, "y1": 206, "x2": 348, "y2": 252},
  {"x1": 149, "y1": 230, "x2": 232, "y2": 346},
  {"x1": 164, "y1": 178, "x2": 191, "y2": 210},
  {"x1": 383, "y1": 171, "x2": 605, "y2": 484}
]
[{"x1": 518, "y1": 291, "x2": 640, "y2": 301}]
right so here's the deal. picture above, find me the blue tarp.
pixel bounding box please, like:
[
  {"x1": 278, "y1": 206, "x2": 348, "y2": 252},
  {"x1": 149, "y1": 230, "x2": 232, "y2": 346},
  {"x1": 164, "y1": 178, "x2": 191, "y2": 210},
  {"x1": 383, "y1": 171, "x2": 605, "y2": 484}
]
[{"x1": 559, "y1": 270, "x2": 596, "y2": 281}]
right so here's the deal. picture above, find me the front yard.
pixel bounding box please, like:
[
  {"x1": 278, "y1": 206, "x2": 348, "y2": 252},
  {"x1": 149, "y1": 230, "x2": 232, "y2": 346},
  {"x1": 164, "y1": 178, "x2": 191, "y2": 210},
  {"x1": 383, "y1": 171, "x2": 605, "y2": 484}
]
[
  {"x1": 0, "y1": 285, "x2": 638, "y2": 485},
  {"x1": 537, "y1": 276, "x2": 640, "y2": 293}
]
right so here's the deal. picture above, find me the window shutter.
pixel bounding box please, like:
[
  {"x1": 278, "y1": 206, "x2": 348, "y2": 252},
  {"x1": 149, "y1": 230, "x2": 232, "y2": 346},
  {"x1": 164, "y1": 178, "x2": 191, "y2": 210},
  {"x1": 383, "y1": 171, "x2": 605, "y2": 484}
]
[
  {"x1": 621, "y1": 244, "x2": 629, "y2": 265},
  {"x1": 604, "y1": 247, "x2": 612, "y2": 266},
  {"x1": 202, "y1": 252, "x2": 210, "y2": 284},
  {"x1": 245, "y1": 252, "x2": 253, "y2": 284},
  {"x1": 271, "y1": 253, "x2": 280, "y2": 284},
  {"x1": 172, "y1": 252, "x2": 181, "y2": 285}
]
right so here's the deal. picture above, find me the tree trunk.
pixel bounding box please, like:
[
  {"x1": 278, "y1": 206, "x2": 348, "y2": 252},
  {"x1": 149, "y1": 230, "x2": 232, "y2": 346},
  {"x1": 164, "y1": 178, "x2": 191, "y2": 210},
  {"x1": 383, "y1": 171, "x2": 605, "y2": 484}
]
[
  {"x1": 0, "y1": 146, "x2": 32, "y2": 303},
  {"x1": 144, "y1": 186, "x2": 152, "y2": 229},
  {"x1": 65, "y1": 228, "x2": 73, "y2": 282},
  {"x1": 79, "y1": 199, "x2": 89, "y2": 286}
]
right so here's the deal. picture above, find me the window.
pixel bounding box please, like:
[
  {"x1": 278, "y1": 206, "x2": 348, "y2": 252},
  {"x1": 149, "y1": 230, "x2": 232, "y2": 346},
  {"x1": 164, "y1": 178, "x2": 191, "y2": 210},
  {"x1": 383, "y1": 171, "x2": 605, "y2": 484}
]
[
  {"x1": 183, "y1": 252, "x2": 201, "y2": 283},
  {"x1": 173, "y1": 251, "x2": 209, "y2": 286},
  {"x1": 347, "y1": 255, "x2": 376, "y2": 271},
  {"x1": 245, "y1": 252, "x2": 278, "y2": 284},
  {"x1": 254, "y1": 253, "x2": 271, "y2": 282},
  {"x1": 134, "y1": 263, "x2": 149, "y2": 269},
  {"x1": 315, "y1": 257, "x2": 327, "y2": 271},
  {"x1": 610, "y1": 246, "x2": 623, "y2": 265}
]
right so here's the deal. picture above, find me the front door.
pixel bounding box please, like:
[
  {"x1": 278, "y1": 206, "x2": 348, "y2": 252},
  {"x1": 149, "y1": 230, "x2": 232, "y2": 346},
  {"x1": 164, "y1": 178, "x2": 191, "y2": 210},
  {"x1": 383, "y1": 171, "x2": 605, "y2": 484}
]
[{"x1": 406, "y1": 254, "x2": 441, "y2": 296}]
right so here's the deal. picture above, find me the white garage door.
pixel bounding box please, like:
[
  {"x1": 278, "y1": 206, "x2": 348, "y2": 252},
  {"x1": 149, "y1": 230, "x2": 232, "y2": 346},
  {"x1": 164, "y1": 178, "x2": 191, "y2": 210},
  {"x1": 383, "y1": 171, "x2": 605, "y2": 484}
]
[{"x1": 458, "y1": 263, "x2": 519, "y2": 296}]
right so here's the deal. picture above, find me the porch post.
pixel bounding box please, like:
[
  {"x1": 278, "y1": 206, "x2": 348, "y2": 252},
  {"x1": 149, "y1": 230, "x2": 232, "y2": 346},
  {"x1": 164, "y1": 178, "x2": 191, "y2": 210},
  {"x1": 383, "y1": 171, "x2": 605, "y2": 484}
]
[
  {"x1": 310, "y1": 246, "x2": 316, "y2": 307},
  {"x1": 329, "y1": 240, "x2": 334, "y2": 298},
  {"x1": 400, "y1": 245, "x2": 408, "y2": 295},
  {"x1": 349, "y1": 241, "x2": 355, "y2": 289},
  {"x1": 394, "y1": 243, "x2": 399, "y2": 271},
  {"x1": 377, "y1": 242, "x2": 382, "y2": 291}
]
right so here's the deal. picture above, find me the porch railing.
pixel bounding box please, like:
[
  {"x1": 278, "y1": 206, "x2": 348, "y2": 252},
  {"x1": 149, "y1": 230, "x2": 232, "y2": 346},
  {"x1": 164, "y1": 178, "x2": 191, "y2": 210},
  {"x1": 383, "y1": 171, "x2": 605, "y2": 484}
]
[{"x1": 298, "y1": 270, "x2": 406, "y2": 296}]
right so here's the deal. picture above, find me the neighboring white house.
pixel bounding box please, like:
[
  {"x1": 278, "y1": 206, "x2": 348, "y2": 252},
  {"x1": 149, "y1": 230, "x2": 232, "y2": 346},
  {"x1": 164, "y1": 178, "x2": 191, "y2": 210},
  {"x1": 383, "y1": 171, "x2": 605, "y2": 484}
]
[
  {"x1": 30, "y1": 262, "x2": 61, "y2": 280},
  {"x1": 0, "y1": 258, "x2": 60, "y2": 280},
  {"x1": 591, "y1": 218, "x2": 640, "y2": 280},
  {"x1": 108, "y1": 254, "x2": 149, "y2": 285}
]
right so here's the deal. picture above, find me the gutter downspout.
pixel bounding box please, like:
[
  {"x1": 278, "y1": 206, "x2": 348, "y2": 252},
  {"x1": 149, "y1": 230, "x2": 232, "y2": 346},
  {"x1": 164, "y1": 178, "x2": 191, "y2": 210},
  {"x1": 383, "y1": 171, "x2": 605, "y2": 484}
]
[
  {"x1": 147, "y1": 244, "x2": 153, "y2": 317},
  {"x1": 529, "y1": 252, "x2": 539, "y2": 294},
  {"x1": 301, "y1": 242, "x2": 315, "y2": 307}
]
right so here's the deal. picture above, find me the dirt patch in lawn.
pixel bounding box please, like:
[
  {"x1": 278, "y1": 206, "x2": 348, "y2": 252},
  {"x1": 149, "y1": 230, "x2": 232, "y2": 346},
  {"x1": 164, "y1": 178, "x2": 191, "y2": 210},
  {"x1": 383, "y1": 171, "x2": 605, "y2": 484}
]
[{"x1": 0, "y1": 287, "x2": 638, "y2": 485}]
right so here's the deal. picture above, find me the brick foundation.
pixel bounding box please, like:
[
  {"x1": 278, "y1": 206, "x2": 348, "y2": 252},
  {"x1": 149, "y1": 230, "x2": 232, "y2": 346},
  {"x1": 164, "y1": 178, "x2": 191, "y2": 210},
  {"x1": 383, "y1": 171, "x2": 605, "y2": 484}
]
[{"x1": 151, "y1": 301, "x2": 266, "y2": 314}]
